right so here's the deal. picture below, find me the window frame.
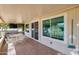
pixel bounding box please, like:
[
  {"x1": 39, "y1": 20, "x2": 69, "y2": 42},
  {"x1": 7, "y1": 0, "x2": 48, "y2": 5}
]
[
  {"x1": 50, "y1": 16, "x2": 64, "y2": 41},
  {"x1": 41, "y1": 13, "x2": 68, "y2": 44},
  {"x1": 25, "y1": 24, "x2": 29, "y2": 32}
]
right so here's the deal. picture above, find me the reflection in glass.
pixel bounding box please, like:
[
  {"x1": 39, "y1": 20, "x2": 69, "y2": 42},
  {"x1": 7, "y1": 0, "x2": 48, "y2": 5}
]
[
  {"x1": 31, "y1": 22, "x2": 38, "y2": 40},
  {"x1": 43, "y1": 19, "x2": 51, "y2": 37},
  {"x1": 26, "y1": 24, "x2": 29, "y2": 32},
  {"x1": 42, "y1": 16, "x2": 64, "y2": 41},
  {"x1": 51, "y1": 16, "x2": 64, "y2": 41}
]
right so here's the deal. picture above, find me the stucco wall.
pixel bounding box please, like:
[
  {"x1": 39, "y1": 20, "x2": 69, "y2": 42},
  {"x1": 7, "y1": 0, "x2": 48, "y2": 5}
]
[{"x1": 25, "y1": 6, "x2": 79, "y2": 54}]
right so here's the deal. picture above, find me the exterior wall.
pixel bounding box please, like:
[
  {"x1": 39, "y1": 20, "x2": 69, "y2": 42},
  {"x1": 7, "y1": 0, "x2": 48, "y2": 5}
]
[
  {"x1": 77, "y1": 7, "x2": 79, "y2": 46},
  {"x1": 25, "y1": 6, "x2": 79, "y2": 54}
]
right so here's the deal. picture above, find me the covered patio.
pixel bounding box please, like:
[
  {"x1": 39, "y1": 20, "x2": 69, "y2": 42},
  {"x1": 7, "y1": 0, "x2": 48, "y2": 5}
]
[{"x1": 0, "y1": 4, "x2": 79, "y2": 55}]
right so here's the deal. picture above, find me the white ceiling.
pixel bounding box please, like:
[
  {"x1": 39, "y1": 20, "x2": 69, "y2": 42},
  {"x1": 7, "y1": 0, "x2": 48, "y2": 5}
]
[{"x1": 0, "y1": 4, "x2": 78, "y2": 23}]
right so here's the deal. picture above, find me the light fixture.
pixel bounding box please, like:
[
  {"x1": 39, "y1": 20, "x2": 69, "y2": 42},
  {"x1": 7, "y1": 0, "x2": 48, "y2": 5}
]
[{"x1": 77, "y1": 24, "x2": 79, "y2": 26}]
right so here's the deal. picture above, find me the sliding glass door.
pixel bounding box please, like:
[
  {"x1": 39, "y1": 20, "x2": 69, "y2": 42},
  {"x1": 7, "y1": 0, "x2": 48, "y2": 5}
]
[
  {"x1": 32, "y1": 23, "x2": 35, "y2": 38},
  {"x1": 31, "y1": 22, "x2": 38, "y2": 40},
  {"x1": 34, "y1": 22, "x2": 38, "y2": 40}
]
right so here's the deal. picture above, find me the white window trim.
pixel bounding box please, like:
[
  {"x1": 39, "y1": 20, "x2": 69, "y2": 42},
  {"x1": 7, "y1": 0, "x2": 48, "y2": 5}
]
[
  {"x1": 30, "y1": 19, "x2": 40, "y2": 40},
  {"x1": 41, "y1": 13, "x2": 68, "y2": 44}
]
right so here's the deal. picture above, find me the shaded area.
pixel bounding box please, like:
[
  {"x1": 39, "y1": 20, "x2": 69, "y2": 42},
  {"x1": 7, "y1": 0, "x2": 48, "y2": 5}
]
[
  {"x1": 0, "y1": 40, "x2": 8, "y2": 55},
  {"x1": 14, "y1": 37, "x2": 63, "y2": 55}
]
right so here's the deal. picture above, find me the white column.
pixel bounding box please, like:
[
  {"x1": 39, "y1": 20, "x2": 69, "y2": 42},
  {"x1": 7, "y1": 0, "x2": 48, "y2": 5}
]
[{"x1": 76, "y1": 24, "x2": 79, "y2": 51}]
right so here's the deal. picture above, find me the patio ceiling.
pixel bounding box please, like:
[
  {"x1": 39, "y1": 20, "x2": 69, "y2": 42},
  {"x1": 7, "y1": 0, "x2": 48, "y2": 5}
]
[{"x1": 0, "y1": 4, "x2": 78, "y2": 23}]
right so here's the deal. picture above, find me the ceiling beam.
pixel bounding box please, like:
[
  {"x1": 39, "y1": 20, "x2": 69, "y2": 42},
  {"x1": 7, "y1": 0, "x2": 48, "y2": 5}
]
[{"x1": 0, "y1": 16, "x2": 5, "y2": 23}]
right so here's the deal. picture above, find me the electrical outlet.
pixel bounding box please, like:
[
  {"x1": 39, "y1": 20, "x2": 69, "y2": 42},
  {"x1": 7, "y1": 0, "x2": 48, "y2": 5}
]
[{"x1": 50, "y1": 41, "x2": 53, "y2": 44}]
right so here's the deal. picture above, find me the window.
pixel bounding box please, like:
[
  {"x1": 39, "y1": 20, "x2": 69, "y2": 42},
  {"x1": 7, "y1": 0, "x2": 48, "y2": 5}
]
[
  {"x1": 51, "y1": 16, "x2": 64, "y2": 41},
  {"x1": 17, "y1": 24, "x2": 24, "y2": 31},
  {"x1": 9, "y1": 23, "x2": 24, "y2": 32},
  {"x1": 42, "y1": 16, "x2": 64, "y2": 41},
  {"x1": 43, "y1": 19, "x2": 51, "y2": 37},
  {"x1": 26, "y1": 24, "x2": 29, "y2": 32},
  {"x1": 9, "y1": 24, "x2": 17, "y2": 28}
]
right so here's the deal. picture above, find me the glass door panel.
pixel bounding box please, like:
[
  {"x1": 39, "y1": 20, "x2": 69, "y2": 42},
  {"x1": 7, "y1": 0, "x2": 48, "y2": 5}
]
[{"x1": 31, "y1": 22, "x2": 38, "y2": 40}]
